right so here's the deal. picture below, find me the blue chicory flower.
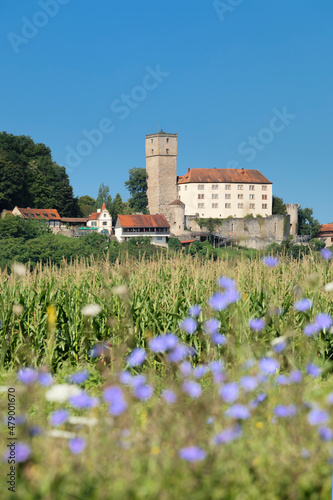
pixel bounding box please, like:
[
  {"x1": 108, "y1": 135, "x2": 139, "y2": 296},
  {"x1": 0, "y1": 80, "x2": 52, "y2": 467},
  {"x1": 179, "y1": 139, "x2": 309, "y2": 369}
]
[
  {"x1": 315, "y1": 313, "x2": 332, "y2": 331},
  {"x1": 70, "y1": 371, "x2": 90, "y2": 384},
  {"x1": 272, "y1": 340, "x2": 287, "y2": 353},
  {"x1": 294, "y1": 299, "x2": 313, "y2": 312},
  {"x1": 308, "y1": 409, "x2": 329, "y2": 426},
  {"x1": 203, "y1": 318, "x2": 220, "y2": 336},
  {"x1": 249, "y1": 318, "x2": 266, "y2": 332},
  {"x1": 182, "y1": 380, "x2": 202, "y2": 399},
  {"x1": 134, "y1": 385, "x2": 153, "y2": 401},
  {"x1": 193, "y1": 365, "x2": 209, "y2": 379},
  {"x1": 17, "y1": 368, "x2": 37, "y2": 385},
  {"x1": 14, "y1": 443, "x2": 31, "y2": 463},
  {"x1": 180, "y1": 317, "x2": 198, "y2": 335},
  {"x1": 259, "y1": 358, "x2": 279, "y2": 375},
  {"x1": 320, "y1": 248, "x2": 332, "y2": 260},
  {"x1": 274, "y1": 405, "x2": 297, "y2": 417},
  {"x1": 37, "y1": 373, "x2": 54, "y2": 386},
  {"x1": 208, "y1": 293, "x2": 228, "y2": 311},
  {"x1": 188, "y1": 305, "x2": 201, "y2": 317},
  {"x1": 69, "y1": 392, "x2": 99, "y2": 409},
  {"x1": 50, "y1": 409, "x2": 69, "y2": 426},
  {"x1": 127, "y1": 348, "x2": 146, "y2": 367},
  {"x1": 149, "y1": 334, "x2": 178, "y2": 353},
  {"x1": 162, "y1": 389, "x2": 177, "y2": 404},
  {"x1": 220, "y1": 383, "x2": 239, "y2": 403},
  {"x1": 179, "y1": 446, "x2": 206, "y2": 462},
  {"x1": 262, "y1": 256, "x2": 279, "y2": 267},
  {"x1": 214, "y1": 426, "x2": 242, "y2": 444},
  {"x1": 218, "y1": 276, "x2": 237, "y2": 290},
  {"x1": 319, "y1": 427, "x2": 333, "y2": 441},
  {"x1": 307, "y1": 363, "x2": 322, "y2": 377},
  {"x1": 289, "y1": 370, "x2": 302, "y2": 383},
  {"x1": 239, "y1": 376, "x2": 258, "y2": 392},
  {"x1": 225, "y1": 404, "x2": 250, "y2": 420},
  {"x1": 68, "y1": 437, "x2": 86, "y2": 455},
  {"x1": 212, "y1": 333, "x2": 227, "y2": 345}
]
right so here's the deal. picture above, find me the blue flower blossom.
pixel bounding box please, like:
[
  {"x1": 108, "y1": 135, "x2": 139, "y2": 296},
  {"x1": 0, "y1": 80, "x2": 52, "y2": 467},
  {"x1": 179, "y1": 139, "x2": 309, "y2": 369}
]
[
  {"x1": 315, "y1": 313, "x2": 332, "y2": 331},
  {"x1": 262, "y1": 256, "x2": 279, "y2": 267},
  {"x1": 179, "y1": 446, "x2": 206, "y2": 462},
  {"x1": 214, "y1": 426, "x2": 242, "y2": 444},
  {"x1": 209, "y1": 360, "x2": 224, "y2": 373},
  {"x1": 220, "y1": 383, "x2": 239, "y2": 403},
  {"x1": 68, "y1": 437, "x2": 86, "y2": 455},
  {"x1": 294, "y1": 298, "x2": 313, "y2": 312},
  {"x1": 276, "y1": 375, "x2": 290, "y2": 386},
  {"x1": 308, "y1": 409, "x2": 329, "y2": 426},
  {"x1": 208, "y1": 293, "x2": 228, "y2": 311},
  {"x1": 103, "y1": 386, "x2": 128, "y2": 415},
  {"x1": 180, "y1": 317, "x2": 198, "y2": 334},
  {"x1": 14, "y1": 443, "x2": 31, "y2": 463},
  {"x1": 225, "y1": 404, "x2": 250, "y2": 420},
  {"x1": 182, "y1": 380, "x2": 202, "y2": 399},
  {"x1": 167, "y1": 344, "x2": 193, "y2": 363},
  {"x1": 162, "y1": 389, "x2": 177, "y2": 404},
  {"x1": 319, "y1": 427, "x2": 333, "y2": 441},
  {"x1": 127, "y1": 348, "x2": 146, "y2": 367},
  {"x1": 320, "y1": 248, "x2": 332, "y2": 260},
  {"x1": 272, "y1": 339, "x2": 287, "y2": 353},
  {"x1": 149, "y1": 334, "x2": 178, "y2": 353},
  {"x1": 307, "y1": 363, "x2": 321, "y2": 377},
  {"x1": 37, "y1": 373, "x2": 54, "y2": 387},
  {"x1": 239, "y1": 376, "x2": 258, "y2": 392},
  {"x1": 188, "y1": 305, "x2": 201, "y2": 317},
  {"x1": 218, "y1": 276, "x2": 237, "y2": 290},
  {"x1": 193, "y1": 365, "x2": 209, "y2": 379},
  {"x1": 179, "y1": 361, "x2": 193, "y2": 377},
  {"x1": 203, "y1": 318, "x2": 220, "y2": 336},
  {"x1": 17, "y1": 368, "x2": 37, "y2": 385},
  {"x1": 50, "y1": 409, "x2": 69, "y2": 426},
  {"x1": 274, "y1": 405, "x2": 296, "y2": 417},
  {"x1": 69, "y1": 392, "x2": 99, "y2": 409},
  {"x1": 134, "y1": 385, "x2": 153, "y2": 401},
  {"x1": 213, "y1": 333, "x2": 227, "y2": 345},
  {"x1": 249, "y1": 318, "x2": 266, "y2": 332},
  {"x1": 259, "y1": 358, "x2": 279, "y2": 375},
  {"x1": 289, "y1": 370, "x2": 302, "y2": 383},
  {"x1": 70, "y1": 371, "x2": 90, "y2": 384}
]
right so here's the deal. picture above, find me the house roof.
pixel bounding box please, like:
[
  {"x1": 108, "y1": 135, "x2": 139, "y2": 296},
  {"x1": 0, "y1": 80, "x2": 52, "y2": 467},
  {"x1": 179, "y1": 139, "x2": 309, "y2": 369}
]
[
  {"x1": 60, "y1": 218, "x2": 88, "y2": 223},
  {"x1": 177, "y1": 168, "x2": 272, "y2": 185},
  {"x1": 15, "y1": 207, "x2": 61, "y2": 220},
  {"x1": 117, "y1": 214, "x2": 170, "y2": 229},
  {"x1": 88, "y1": 212, "x2": 100, "y2": 221},
  {"x1": 180, "y1": 239, "x2": 196, "y2": 244},
  {"x1": 318, "y1": 224, "x2": 333, "y2": 235},
  {"x1": 170, "y1": 199, "x2": 185, "y2": 206}
]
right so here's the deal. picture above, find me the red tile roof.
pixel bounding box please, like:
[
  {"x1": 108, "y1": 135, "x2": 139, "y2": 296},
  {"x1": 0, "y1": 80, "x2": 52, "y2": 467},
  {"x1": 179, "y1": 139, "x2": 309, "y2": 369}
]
[
  {"x1": 170, "y1": 199, "x2": 185, "y2": 206},
  {"x1": 16, "y1": 207, "x2": 61, "y2": 220},
  {"x1": 117, "y1": 214, "x2": 170, "y2": 228},
  {"x1": 88, "y1": 212, "x2": 99, "y2": 221},
  {"x1": 318, "y1": 224, "x2": 333, "y2": 235},
  {"x1": 101, "y1": 202, "x2": 106, "y2": 210},
  {"x1": 180, "y1": 239, "x2": 196, "y2": 244},
  {"x1": 177, "y1": 168, "x2": 272, "y2": 185}
]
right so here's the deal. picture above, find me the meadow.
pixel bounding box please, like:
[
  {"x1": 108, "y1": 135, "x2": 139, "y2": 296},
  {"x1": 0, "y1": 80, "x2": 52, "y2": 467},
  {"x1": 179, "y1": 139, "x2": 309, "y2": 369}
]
[{"x1": 0, "y1": 249, "x2": 333, "y2": 499}]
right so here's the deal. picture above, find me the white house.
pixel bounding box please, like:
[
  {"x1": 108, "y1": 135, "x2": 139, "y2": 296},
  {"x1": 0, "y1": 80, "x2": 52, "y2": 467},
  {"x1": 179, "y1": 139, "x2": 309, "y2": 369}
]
[
  {"x1": 115, "y1": 214, "x2": 170, "y2": 243},
  {"x1": 86, "y1": 203, "x2": 112, "y2": 234}
]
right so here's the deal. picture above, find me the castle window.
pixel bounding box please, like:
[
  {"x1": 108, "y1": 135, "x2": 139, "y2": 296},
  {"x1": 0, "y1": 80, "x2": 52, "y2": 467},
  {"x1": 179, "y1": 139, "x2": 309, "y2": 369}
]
[
  {"x1": 225, "y1": 185, "x2": 231, "y2": 190},
  {"x1": 185, "y1": 185, "x2": 187, "y2": 191},
  {"x1": 103, "y1": 222, "x2": 107, "y2": 226},
  {"x1": 250, "y1": 203, "x2": 255, "y2": 209},
  {"x1": 151, "y1": 139, "x2": 153, "y2": 143},
  {"x1": 237, "y1": 194, "x2": 243, "y2": 199},
  {"x1": 198, "y1": 185, "x2": 204, "y2": 190},
  {"x1": 225, "y1": 203, "x2": 231, "y2": 208},
  {"x1": 225, "y1": 194, "x2": 231, "y2": 199},
  {"x1": 238, "y1": 203, "x2": 244, "y2": 209},
  {"x1": 166, "y1": 149, "x2": 169, "y2": 154},
  {"x1": 212, "y1": 203, "x2": 218, "y2": 208},
  {"x1": 198, "y1": 203, "x2": 205, "y2": 209},
  {"x1": 262, "y1": 194, "x2": 267, "y2": 200},
  {"x1": 249, "y1": 194, "x2": 255, "y2": 200},
  {"x1": 262, "y1": 185, "x2": 267, "y2": 191},
  {"x1": 212, "y1": 194, "x2": 218, "y2": 199},
  {"x1": 166, "y1": 138, "x2": 169, "y2": 143},
  {"x1": 198, "y1": 194, "x2": 204, "y2": 199},
  {"x1": 151, "y1": 149, "x2": 154, "y2": 154},
  {"x1": 212, "y1": 184, "x2": 218, "y2": 190},
  {"x1": 262, "y1": 204, "x2": 268, "y2": 209},
  {"x1": 238, "y1": 185, "x2": 243, "y2": 190},
  {"x1": 249, "y1": 185, "x2": 255, "y2": 190}
]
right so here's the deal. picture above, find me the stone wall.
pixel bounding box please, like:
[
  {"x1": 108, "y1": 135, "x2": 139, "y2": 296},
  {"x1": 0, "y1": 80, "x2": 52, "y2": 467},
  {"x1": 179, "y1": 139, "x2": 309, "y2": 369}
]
[{"x1": 185, "y1": 214, "x2": 290, "y2": 249}]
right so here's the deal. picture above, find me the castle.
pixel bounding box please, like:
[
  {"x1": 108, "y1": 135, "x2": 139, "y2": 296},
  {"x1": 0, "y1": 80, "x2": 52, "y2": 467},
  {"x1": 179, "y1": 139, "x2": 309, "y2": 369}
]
[{"x1": 145, "y1": 130, "x2": 298, "y2": 246}]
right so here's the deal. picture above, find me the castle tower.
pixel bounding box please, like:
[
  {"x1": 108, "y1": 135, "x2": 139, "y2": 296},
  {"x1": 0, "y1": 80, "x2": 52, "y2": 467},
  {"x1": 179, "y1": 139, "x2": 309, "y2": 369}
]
[
  {"x1": 145, "y1": 130, "x2": 178, "y2": 221},
  {"x1": 285, "y1": 203, "x2": 299, "y2": 237}
]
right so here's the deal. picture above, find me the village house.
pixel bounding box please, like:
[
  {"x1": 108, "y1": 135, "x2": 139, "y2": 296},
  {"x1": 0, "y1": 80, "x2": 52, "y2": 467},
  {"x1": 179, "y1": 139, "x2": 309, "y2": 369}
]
[
  {"x1": 317, "y1": 224, "x2": 333, "y2": 248},
  {"x1": 85, "y1": 203, "x2": 112, "y2": 234},
  {"x1": 11, "y1": 206, "x2": 62, "y2": 229},
  {"x1": 115, "y1": 214, "x2": 170, "y2": 243}
]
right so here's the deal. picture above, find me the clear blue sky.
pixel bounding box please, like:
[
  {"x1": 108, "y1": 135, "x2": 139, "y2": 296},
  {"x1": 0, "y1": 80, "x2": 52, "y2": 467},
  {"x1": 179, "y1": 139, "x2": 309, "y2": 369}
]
[{"x1": 1, "y1": 0, "x2": 332, "y2": 223}]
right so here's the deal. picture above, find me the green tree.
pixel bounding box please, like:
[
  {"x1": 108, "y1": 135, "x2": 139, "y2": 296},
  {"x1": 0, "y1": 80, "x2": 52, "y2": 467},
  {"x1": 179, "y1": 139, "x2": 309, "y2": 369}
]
[
  {"x1": 110, "y1": 193, "x2": 125, "y2": 222},
  {"x1": 272, "y1": 196, "x2": 287, "y2": 215},
  {"x1": 95, "y1": 183, "x2": 112, "y2": 212},
  {"x1": 125, "y1": 167, "x2": 148, "y2": 213},
  {"x1": 168, "y1": 237, "x2": 182, "y2": 250},
  {"x1": 298, "y1": 206, "x2": 321, "y2": 237},
  {"x1": 78, "y1": 195, "x2": 96, "y2": 217},
  {"x1": 0, "y1": 213, "x2": 50, "y2": 240}
]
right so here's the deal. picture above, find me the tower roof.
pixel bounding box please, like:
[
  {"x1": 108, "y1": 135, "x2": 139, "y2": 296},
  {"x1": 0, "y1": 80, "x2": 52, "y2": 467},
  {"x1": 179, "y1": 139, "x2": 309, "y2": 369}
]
[
  {"x1": 169, "y1": 199, "x2": 185, "y2": 206},
  {"x1": 146, "y1": 130, "x2": 177, "y2": 138}
]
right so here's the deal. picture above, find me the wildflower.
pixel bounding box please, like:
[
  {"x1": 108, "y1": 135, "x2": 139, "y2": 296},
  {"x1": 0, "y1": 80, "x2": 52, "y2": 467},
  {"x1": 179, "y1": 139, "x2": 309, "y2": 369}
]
[
  {"x1": 289, "y1": 370, "x2": 302, "y2": 383},
  {"x1": 224, "y1": 288, "x2": 241, "y2": 304},
  {"x1": 81, "y1": 304, "x2": 102, "y2": 316},
  {"x1": 307, "y1": 363, "x2": 321, "y2": 377},
  {"x1": 218, "y1": 276, "x2": 237, "y2": 290},
  {"x1": 193, "y1": 365, "x2": 209, "y2": 379},
  {"x1": 180, "y1": 317, "x2": 198, "y2": 335},
  {"x1": 274, "y1": 405, "x2": 296, "y2": 417},
  {"x1": 239, "y1": 376, "x2": 258, "y2": 392},
  {"x1": 214, "y1": 426, "x2": 242, "y2": 444},
  {"x1": 47, "y1": 430, "x2": 76, "y2": 439},
  {"x1": 167, "y1": 344, "x2": 193, "y2": 363},
  {"x1": 38, "y1": 372, "x2": 54, "y2": 387},
  {"x1": 249, "y1": 393, "x2": 267, "y2": 409},
  {"x1": 225, "y1": 404, "x2": 250, "y2": 420},
  {"x1": 127, "y1": 348, "x2": 146, "y2": 367},
  {"x1": 325, "y1": 282, "x2": 333, "y2": 292},
  {"x1": 271, "y1": 337, "x2": 287, "y2": 353},
  {"x1": 89, "y1": 343, "x2": 110, "y2": 358},
  {"x1": 327, "y1": 393, "x2": 333, "y2": 405},
  {"x1": 220, "y1": 383, "x2": 239, "y2": 403},
  {"x1": 308, "y1": 409, "x2": 329, "y2": 426},
  {"x1": 209, "y1": 360, "x2": 224, "y2": 373},
  {"x1": 206, "y1": 417, "x2": 215, "y2": 425},
  {"x1": 129, "y1": 375, "x2": 146, "y2": 388},
  {"x1": 319, "y1": 427, "x2": 333, "y2": 441},
  {"x1": 179, "y1": 446, "x2": 206, "y2": 462},
  {"x1": 303, "y1": 323, "x2": 318, "y2": 336},
  {"x1": 208, "y1": 293, "x2": 228, "y2": 311},
  {"x1": 12, "y1": 262, "x2": 26, "y2": 276},
  {"x1": 320, "y1": 248, "x2": 332, "y2": 260},
  {"x1": 70, "y1": 371, "x2": 90, "y2": 384},
  {"x1": 162, "y1": 389, "x2": 177, "y2": 404},
  {"x1": 17, "y1": 368, "x2": 37, "y2": 385},
  {"x1": 262, "y1": 256, "x2": 279, "y2": 267},
  {"x1": 13, "y1": 304, "x2": 24, "y2": 315},
  {"x1": 50, "y1": 410, "x2": 69, "y2": 426},
  {"x1": 315, "y1": 313, "x2": 332, "y2": 331},
  {"x1": 14, "y1": 443, "x2": 31, "y2": 463},
  {"x1": 179, "y1": 362, "x2": 192, "y2": 377},
  {"x1": 203, "y1": 318, "x2": 220, "y2": 336},
  {"x1": 294, "y1": 299, "x2": 313, "y2": 312},
  {"x1": 259, "y1": 358, "x2": 279, "y2": 375},
  {"x1": 68, "y1": 416, "x2": 98, "y2": 426},
  {"x1": 45, "y1": 384, "x2": 81, "y2": 403},
  {"x1": 68, "y1": 437, "x2": 86, "y2": 455},
  {"x1": 119, "y1": 371, "x2": 133, "y2": 385},
  {"x1": 188, "y1": 305, "x2": 201, "y2": 317},
  {"x1": 103, "y1": 386, "x2": 128, "y2": 415},
  {"x1": 134, "y1": 384, "x2": 154, "y2": 401},
  {"x1": 182, "y1": 380, "x2": 202, "y2": 399},
  {"x1": 249, "y1": 318, "x2": 265, "y2": 332},
  {"x1": 69, "y1": 392, "x2": 99, "y2": 409},
  {"x1": 276, "y1": 375, "x2": 290, "y2": 386},
  {"x1": 29, "y1": 426, "x2": 43, "y2": 437},
  {"x1": 212, "y1": 333, "x2": 227, "y2": 345},
  {"x1": 149, "y1": 334, "x2": 178, "y2": 353}
]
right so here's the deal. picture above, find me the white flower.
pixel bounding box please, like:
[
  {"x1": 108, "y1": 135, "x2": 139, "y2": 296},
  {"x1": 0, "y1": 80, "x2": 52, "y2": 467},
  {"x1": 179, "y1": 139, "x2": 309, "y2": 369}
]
[
  {"x1": 325, "y1": 282, "x2": 333, "y2": 292},
  {"x1": 46, "y1": 430, "x2": 76, "y2": 439},
  {"x1": 68, "y1": 416, "x2": 98, "y2": 427},
  {"x1": 13, "y1": 304, "x2": 24, "y2": 315},
  {"x1": 0, "y1": 386, "x2": 9, "y2": 393},
  {"x1": 112, "y1": 285, "x2": 128, "y2": 297},
  {"x1": 12, "y1": 262, "x2": 26, "y2": 276},
  {"x1": 45, "y1": 384, "x2": 81, "y2": 403},
  {"x1": 81, "y1": 304, "x2": 102, "y2": 317}
]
